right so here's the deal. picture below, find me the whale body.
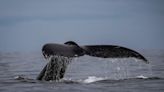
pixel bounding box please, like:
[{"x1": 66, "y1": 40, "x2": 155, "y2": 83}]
[{"x1": 37, "y1": 41, "x2": 148, "y2": 81}]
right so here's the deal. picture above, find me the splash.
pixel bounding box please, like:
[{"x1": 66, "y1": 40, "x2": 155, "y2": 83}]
[
  {"x1": 81, "y1": 76, "x2": 105, "y2": 83},
  {"x1": 102, "y1": 58, "x2": 152, "y2": 80},
  {"x1": 136, "y1": 75, "x2": 148, "y2": 79},
  {"x1": 37, "y1": 55, "x2": 152, "y2": 81}
]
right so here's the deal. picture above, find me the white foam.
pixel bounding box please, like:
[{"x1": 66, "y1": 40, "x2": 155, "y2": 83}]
[
  {"x1": 82, "y1": 76, "x2": 105, "y2": 83},
  {"x1": 14, "y1": 76, "x2": 23, "y2": 80},
  {"x1": 136, "y1": 75, "x2": 148, "y2": 79}
]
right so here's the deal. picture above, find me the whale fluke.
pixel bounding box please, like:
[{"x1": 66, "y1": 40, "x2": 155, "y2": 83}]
[
  {"x1": 42, "y1": 41, "x2": 148, "y2": 63},
  {"x1": 38, "y1": 41, "x2": 148, "y2": 81}
]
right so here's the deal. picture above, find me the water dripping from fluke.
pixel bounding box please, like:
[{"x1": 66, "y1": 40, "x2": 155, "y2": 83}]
[{"x1": 37, "y1": 55, "x2": 72, "y2": 81}]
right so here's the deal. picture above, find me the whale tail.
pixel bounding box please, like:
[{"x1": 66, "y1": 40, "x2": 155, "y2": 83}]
[
  {"x1": 42, "y1": 41, "x2": 148, "y2": 63},
  {"x1": 38, "y1": 41, "x2": 148, "y2": 81},
  {"x1": 82, "y1": 45, "x2": 148, "y2": 63}
]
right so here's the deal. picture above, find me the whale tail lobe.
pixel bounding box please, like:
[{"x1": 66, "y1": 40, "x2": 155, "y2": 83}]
[{"x1": 82, "y1": 45, "x2": 148, "y2": 63}]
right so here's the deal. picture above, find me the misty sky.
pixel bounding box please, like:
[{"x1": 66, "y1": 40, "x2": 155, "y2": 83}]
[{"x1": 0, "y1": 0, "x2": 164, "y2": 52}]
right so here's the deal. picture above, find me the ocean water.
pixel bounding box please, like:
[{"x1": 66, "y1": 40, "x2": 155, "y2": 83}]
[
  {"x1": 0, "y1": 0, "x2": 164, "y2": 91},
  {"x1": 0, "y1": 50, "x2": 164, "y2": 92}
]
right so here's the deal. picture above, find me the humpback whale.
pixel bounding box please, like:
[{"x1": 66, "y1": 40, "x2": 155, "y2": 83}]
[{"x1": 37, "y1": 41, "x2": 148, "y2": 81}]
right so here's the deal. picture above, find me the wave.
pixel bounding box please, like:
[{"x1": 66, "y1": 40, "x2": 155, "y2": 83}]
[
  {"x1": 14, "y1": 75, "x2": 163, "y2": 84},
  {"x1": 75, "y1": 75, "x2": 162, "y2": 84}
]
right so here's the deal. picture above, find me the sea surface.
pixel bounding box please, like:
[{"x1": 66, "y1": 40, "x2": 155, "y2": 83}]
[{"x1": 0, "y1": 50, "x2": 164, "y2": 92}]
